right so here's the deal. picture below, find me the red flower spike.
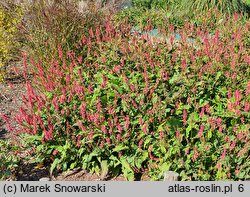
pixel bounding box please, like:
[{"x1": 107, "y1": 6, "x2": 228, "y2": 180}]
[
  {"x1": 183, "y1": 109, "x2": 187, "y2": 126},
  {"x1": 125, "y1": 115, "x2": 130, "y2": 130},
  {"x1": 230, "y1": 140, "x2": 237, "y2": 151},
  {"x1": 142, "y1": 123, "x2": 148, "y2": 135},
  {"x1": 176, "y1": 130, "x2": 180, "y2": 138},
  {"x1": 200, "y1": 106, "x2": 205, "y2": 118},
  {"x1": 220, "y1": 146, "x2": 227, "y2": 161},
  {"x1": 244, "y1": 100, "x2": 249, "y2": 112},
  {"x1": 198, "y1": 124, "x2": 204, "y2": 137},
  {"x1": 58, "y1": 44, "x2": 63, "y2": 60},
  {"x1": 192, "y1": 150, "x2": 199, "y2": 162},
  {"x1": 101, "y1": 125, "x2": 107, "y2": 135}
]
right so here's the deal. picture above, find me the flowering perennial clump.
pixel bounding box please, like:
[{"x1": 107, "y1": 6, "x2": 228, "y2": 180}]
[{"x1": 11, "y1": 15, "x2": 250, "y2": 180}]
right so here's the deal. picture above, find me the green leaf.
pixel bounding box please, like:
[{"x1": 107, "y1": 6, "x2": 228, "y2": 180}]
[
  {"x1": 94, "y1": 163, "x2": 101, "y2": 176},
  {"x1": 45, "y1": 92, "x2": 53, "y2": 99},
  {"x1": 169, "y1": 73, "x2": 179, "y2": 84},
  {"x1": 159, "y1": 162, "x2": 171, "y2": 172},
  {"x1": 186, "y1": 125, "x2": 192, "y2": 138},
  {"x1": 120, "y1": 158, "x2": 134, "y2": 181},
  {"x1": 50, "y1": 158, "x2": 60, "y2": 174},
  {"x1": 63, "y1": 162, "x2": 68, "y2": 171},
  {"x1": 166, "y1": 108, "x2": 171, "y2": 113},
  {"x1": 215, "y1": 71, "x2": 222, "y2": 81},
  {"x1": 176, "y1": 109, "x2": 182, "y2": 115},
  {"x1": 113, "y1": 144, "x2": 129, "y2": 152},
  {"x1": 56, "y1": 146, "x2": 64, "y2": 153},
  {"x1": 157, "y1": 123, "x2": 165, "y2": 132},
  {"x1": 36, "y1": 145, "x2": 44, "y2": 152},
  {"x1": 135, "y1": 151, "x2": 148, "y2": 169},
  {"x1": 152, "y1": 93, "x2": 158, "y2": 104},
  {"x1": 100, "y1": 160, "x2": 109, "y2": 180},
  {"x1": 109, "y1": 155, "x2": 121, "y2": 167},
  {"x1": 207, "y1": 130, "x2": 212, "y2": 139},
  {"x1": 166, "y1": 12, "x2": 171, "y2": 18},
  {"x1": 70, "y1": 162, "x2": 77, "y2": 170},
  {"x1": 111, "y1": 166, "x2": 121, "y2": 177},
  {"x1": 143, "y1": 137, "x2": 152, "y2": 148},
  {"x1": 192, "y1": 112, "x2": 200, "y2": 122},
  {"x1": 25, "y1": 135, "x2": 43, "y2": 143}
]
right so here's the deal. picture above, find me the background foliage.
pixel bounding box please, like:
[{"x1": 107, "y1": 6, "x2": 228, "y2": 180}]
[{"x1": 0, "y1": 3, "x2": 22, "y2": 81}]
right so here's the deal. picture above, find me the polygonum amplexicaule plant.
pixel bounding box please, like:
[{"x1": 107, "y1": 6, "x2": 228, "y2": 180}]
[{"x1": 12, "y1": 14, "x2": 250, "y2": 181}]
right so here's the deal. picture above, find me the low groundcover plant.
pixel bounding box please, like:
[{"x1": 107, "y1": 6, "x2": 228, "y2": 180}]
[{"x1": 9, "y1": 14, "x2": 250, "y2": 181}]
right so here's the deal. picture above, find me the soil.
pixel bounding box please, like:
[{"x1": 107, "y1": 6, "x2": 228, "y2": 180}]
[
  {"x1": 0, "y1": 62, "x2": 26, "y2": 138},
  {"x1": 14, "y1": 160, "x2": 151, "y2": 181}
]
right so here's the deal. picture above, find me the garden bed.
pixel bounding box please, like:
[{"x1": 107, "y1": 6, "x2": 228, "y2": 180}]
[{"x1": 0, "y1": 0, "x2": 250, "y2": 181}]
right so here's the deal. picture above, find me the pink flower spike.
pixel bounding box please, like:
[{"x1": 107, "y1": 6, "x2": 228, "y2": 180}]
[
  {"x1": 198, "y1": 124, "x2": 204, "y2": 137},
  {"x1": 246, "y1": 81, "x2": 250, "y2": 96},
  {"x1": 205, "y1": 103, "x2": 210, "y2": 113},
  {"x1": 116, "y1": 123, "x2": 123, "y2": 133},
  {"x1": 228, "y1": 90, "x2": 232, "y2": 99},
  {"x1": 234, "y1": 90, "x2": 241, "y2": 105},
  {"x1": 230, "y1": 140, "x2": 236, "y2": 151},
  {"x1": 200, "y1": 106, "x2": 205, "y2": 118},
  {"x1": 58, "y1": 44, "x2": 63, "y2": 60},
  {"x1": 183, "y1": 109, "x2": 187, "y2": 126},
  {"x1": 77, "y1": 56, "x2": 82, "y2": 64},
  {"x1": 159, "y1": 131, "x2": 164, "y2": 140},
  {"x1": 175, "y1": 130, "x2": 180, "y2": 138},
  {"x1": 181, "y1": 58, "x2": 187, "y2": 70},
  {"x1": 101, "y1": 125, "x2": 107, "y2": 134},
  {"x1": 125, "y1": 115, "x2": 130, "y2": 130},
  {"x1": 244, "y1": 100, "x2": 249, "y2": 112},
  {"x1": 142, "y1": 124, "x2": 148, "y2": 135},
  {"x1": 217, "y1": 161, "x2": 221, "y2": 169},
  {"x1": 220, "y1": 146, "x2": 227, "y2": 161},
  {"x1": 138, "y1": 139, "x2": 144, "y2": 149}
]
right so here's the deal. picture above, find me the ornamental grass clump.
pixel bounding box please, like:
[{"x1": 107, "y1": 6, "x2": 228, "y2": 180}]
[
  {"x1": 22, "y1": 0, "x2": 106, "y2": 67},
  {"x1": 13, "y1": 14, "x2": 250, "y2": 180}
]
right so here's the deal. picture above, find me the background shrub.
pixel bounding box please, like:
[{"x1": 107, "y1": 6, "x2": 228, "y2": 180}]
[
  {"x1": 15, "y1": 13, "x2": 250, "y2": 180},
  {"x1": 131, "y1": 0, "x2": 250, "y2": 15},
  {"x1": 115, "y1": 0, "x2": 250, "y2": 30},
  {"x1": 0, "y1": 2, "x2": 22, "y2": 81}
]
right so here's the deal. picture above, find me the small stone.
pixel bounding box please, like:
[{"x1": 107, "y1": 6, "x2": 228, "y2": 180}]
[
  {"x1": 163, "y1": 171, "x2": 179, "y2": 181},
  {"x1": 39, "y1": 177, "x2": 50, "y2": 181}
]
